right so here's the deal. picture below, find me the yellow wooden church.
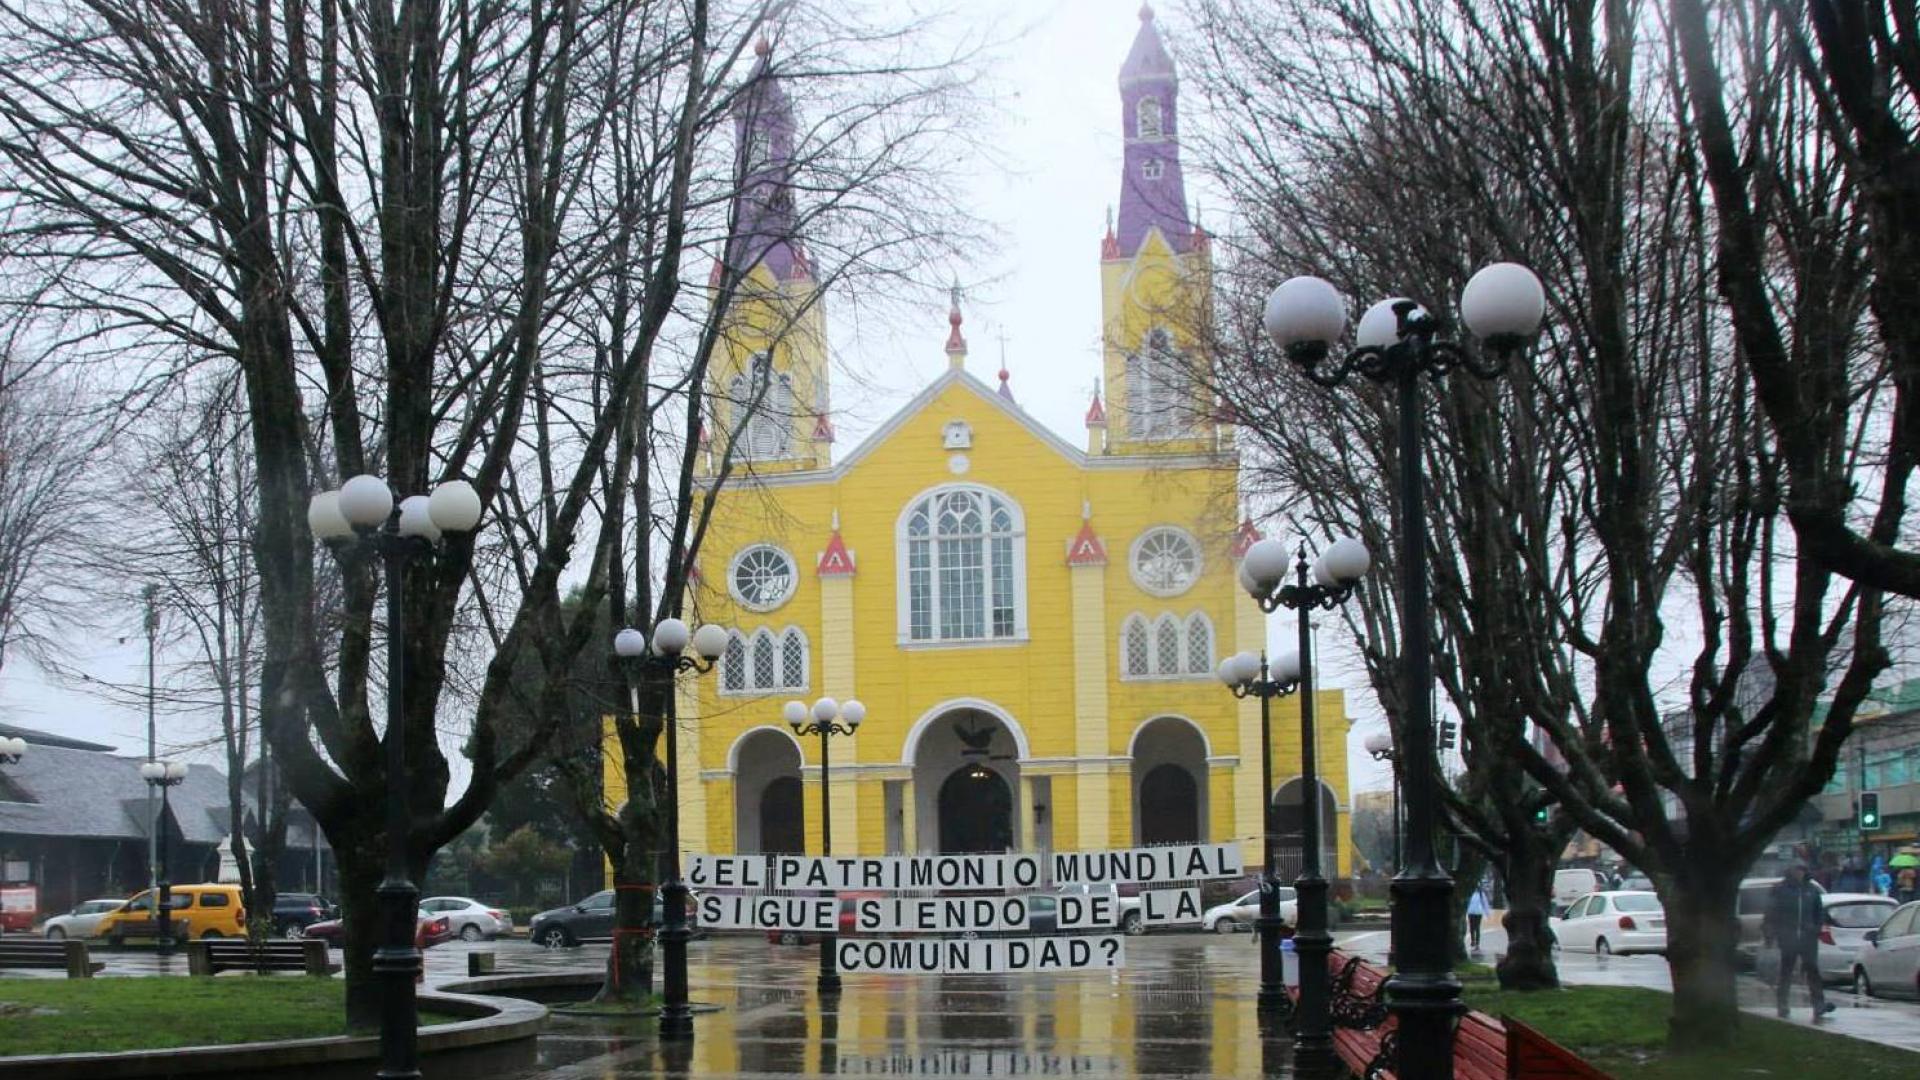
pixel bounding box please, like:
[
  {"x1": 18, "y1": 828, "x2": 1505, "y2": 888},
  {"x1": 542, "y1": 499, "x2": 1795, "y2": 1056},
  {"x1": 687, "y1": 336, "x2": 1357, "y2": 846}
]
[{"x1": 608, "y1": 10, "x2": 1352, "y2": 878}]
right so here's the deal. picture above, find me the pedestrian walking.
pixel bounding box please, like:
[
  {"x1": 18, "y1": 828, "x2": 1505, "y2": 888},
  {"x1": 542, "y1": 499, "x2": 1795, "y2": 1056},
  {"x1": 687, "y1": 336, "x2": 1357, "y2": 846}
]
[
  {"x1": 1764, "y1": 863, "x2": 1835, "y2": 1022},
  {"x1": 1465, "y1": 879, "x2": 1490, "y2": 953}
]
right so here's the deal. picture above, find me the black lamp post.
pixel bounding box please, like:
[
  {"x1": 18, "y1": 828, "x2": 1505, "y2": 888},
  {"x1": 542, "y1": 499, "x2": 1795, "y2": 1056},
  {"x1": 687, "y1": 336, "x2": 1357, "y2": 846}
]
[
  {"x1": 1217, "y1": 647, "x2": 1290, "y2": 1018},
  {"x1": 1223, "y1": 538, "x2": 1368, "y2": 1069},
  {"x1": 1365, "y1": 734, "x2": 1401, "y2": 876},
  {"x1": 309, "y1": 473, "x2": 485, "y2": 1080},
  {"x1": 139, "y1": 759, "x2": 188, "y2": 954},
  {"x1": 613, "y1": 619, "x2": 730, "y2": 1041},
  {"x1": 784, "y1": 695, "x2": 865, "y2": 995},
  {"x1": 1261, "y1": 264, "x2": 1543, "y2": 1080}
]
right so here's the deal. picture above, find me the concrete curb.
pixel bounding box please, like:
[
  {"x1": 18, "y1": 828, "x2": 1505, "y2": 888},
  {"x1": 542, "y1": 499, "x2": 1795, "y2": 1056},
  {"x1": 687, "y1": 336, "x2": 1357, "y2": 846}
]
[{"x1": 0, "y1": 990, "x2": 546, "y2": 1079}]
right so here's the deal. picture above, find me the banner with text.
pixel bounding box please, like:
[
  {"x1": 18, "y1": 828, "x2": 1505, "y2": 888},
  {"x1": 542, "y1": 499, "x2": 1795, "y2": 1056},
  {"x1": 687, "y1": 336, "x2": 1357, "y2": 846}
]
[
  {"x1": 686, "y1": 844, "x2": 1242, "y2": 893},
  {"x1": 835, "y1": 935, "x2": 1125, "y2": 974}
]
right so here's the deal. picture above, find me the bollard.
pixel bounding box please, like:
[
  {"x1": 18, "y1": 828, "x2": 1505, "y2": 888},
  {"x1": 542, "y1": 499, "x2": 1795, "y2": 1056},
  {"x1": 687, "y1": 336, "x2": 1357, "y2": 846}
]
[{"x1": 468, "y1": 951, "x2": 496, "y2": 977}]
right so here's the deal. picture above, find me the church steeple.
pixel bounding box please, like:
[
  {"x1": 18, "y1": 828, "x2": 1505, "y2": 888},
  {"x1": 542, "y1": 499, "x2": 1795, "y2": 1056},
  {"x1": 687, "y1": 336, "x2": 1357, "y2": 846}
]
[
  {"x1": 728, "y1": 36, "x2": 811, "y2": 283},
  {"x1": 707, "y1": 35, "x2": 831, "y2": 477},
  {"x1": 1114, "y1": 4, "x2": 1194, "y2": 259}
]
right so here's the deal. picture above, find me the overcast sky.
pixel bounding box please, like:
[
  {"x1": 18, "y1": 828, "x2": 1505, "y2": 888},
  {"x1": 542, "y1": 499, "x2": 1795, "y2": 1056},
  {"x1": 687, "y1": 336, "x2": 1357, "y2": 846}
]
[{"x1": 0, "y1": 0, "x2": 1399, "y2": 799}]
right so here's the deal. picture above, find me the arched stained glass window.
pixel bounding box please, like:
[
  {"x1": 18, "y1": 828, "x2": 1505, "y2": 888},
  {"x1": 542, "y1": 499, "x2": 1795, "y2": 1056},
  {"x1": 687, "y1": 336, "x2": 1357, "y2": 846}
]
[{"x1": 897, "y1": 486, "x2": 1026, "y2": 643}]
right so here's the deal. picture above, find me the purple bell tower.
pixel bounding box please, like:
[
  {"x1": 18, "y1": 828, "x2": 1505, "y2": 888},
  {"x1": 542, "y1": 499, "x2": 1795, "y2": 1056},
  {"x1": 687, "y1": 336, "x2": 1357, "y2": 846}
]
[
  {"x1": 727, "y1": 37, "x2": 810, "y2": 283},
  {"x1": 1114, "y1": 4, "x2": 1193, "y2": 259}
]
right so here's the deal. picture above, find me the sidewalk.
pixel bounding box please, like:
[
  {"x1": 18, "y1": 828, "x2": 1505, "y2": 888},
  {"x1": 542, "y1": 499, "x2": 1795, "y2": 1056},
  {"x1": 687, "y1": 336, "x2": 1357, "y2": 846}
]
[{"x1": 1334, "y1": 925, "x2": 1920, "y2": 1054}]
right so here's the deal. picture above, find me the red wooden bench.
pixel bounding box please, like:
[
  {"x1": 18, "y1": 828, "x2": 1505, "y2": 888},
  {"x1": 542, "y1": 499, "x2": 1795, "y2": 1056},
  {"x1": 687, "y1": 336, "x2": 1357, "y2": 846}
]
[{"x1": 1304, "y1": 949, "x2": 1609, "y2": 1079}]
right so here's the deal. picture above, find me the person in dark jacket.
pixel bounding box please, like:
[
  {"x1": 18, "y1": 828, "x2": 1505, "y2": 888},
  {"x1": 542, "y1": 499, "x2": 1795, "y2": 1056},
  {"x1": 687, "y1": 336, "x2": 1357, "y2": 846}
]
[{"x1": 1763, "y1": 864, "x2": 1834, "y2": 1021}]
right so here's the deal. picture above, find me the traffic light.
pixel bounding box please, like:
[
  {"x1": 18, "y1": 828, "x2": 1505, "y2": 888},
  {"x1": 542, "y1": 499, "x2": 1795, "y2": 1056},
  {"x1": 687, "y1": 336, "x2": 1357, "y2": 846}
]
[
  {"x1": 1534, "y1": 805, "x2": 1550, "y2": 824},
  {"x1": 1438, "y1": 719, "x2": 1458, "y2": 751},
  {"x1": 1861, "y1": 791, "x2": 1882, "y2": 832}
]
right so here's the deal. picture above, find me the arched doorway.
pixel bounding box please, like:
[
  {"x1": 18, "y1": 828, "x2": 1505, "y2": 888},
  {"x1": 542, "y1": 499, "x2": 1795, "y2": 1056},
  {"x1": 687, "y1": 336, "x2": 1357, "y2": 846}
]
[
  {"x1": 908, "y1": 703, "x2": 1024, "y2": 853},
  {"x1": 759, "y1": 776, "x2": 804, "y2": 853},
  {"x1": 1271, "y1": 777, "x2": 1340, "y2": 879},
  {"x1": 1139, "y1": 765, "x2": 1199, "y2": 846},
  {"x1": 938, "y1": 764, "x2": 1014, "y2": 852},
  {"x1": 1130, "y1": 716, "x2": 1209, "y2": 845},
  {"x1": 732, "y1": 728, "x2": 804, "y2": 853}
]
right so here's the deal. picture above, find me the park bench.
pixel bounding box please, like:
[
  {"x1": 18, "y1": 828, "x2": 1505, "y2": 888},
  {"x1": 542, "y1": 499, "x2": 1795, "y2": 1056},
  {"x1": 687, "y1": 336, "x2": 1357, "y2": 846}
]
[
  {"x1": 185, "y1": 937, "x2": 337, "y2": 977},
  {"x1": 1306, "y1": 949, "x2": 1610, "y2": 1079},
  {"x1": 0, "y1": 937, "x2": 101, "y2": 978}
]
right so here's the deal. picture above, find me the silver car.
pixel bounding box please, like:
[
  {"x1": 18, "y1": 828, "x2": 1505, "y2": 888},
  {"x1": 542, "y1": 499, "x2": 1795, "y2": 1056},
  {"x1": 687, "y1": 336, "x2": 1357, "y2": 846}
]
[
  {"x1": 419, "y1": 896, "x2": 511, "y2": 941},
  {"x1": 1851, "y1": 900, "x2": 1920, "y2": 1000},
  {"x1": 1755, "y1": 892, "x2": 1896, "y2": 985},
  {"x1": 41, "y1": 898, "x2": 125, "y2": 940},
  {"x1": 1201, "y1": 886, "x2": 1298, "y2": 933}
]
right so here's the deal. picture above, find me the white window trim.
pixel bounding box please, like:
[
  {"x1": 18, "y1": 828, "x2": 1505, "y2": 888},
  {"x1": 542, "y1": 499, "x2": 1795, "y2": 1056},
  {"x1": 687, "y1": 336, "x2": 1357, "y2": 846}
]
[
  {"x1": 718, "y1": 626, "x2": 811, "y2": 696},
  {"x1": 894, "y1": 482, "x2": 1029, "y2": 647},
  {"x1": 1120, "y1": 610, "x2": 1215, "y2": 681},
  {"x1": 727, "y1": 543, "x2": 798, "y2": 612},
  {"x1": 1128, "y1": 525, "x2": 1204, "y2": 597}
]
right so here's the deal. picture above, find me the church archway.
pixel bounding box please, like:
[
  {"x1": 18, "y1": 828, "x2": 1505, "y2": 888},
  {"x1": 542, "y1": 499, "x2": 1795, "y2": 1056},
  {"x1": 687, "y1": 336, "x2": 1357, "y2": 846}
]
[
  {"x1": 1129, "y1": 715, "x2": 1209, "y2": 845},
  {"x1": 732, "y1": 727, "x2": 805, "y2": 853},
  {"x1": 911, "y1": 704, "x2": 1023, "y2": 852},
  {"x1": 938, "y1": 764, "x2": 1014, "y2": 852},
  {"x1": 1271, "y1": 777, "x2": 1339, "y2": 879}
]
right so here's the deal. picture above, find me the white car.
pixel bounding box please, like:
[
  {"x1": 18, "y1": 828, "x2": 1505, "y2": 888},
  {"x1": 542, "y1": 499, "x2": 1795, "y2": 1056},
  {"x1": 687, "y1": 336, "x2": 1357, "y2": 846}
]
[
  {"x1": 41, "y1": 898, "x2": 126, "y2": 940},
  {"x1": 1756, "y1": 893, "x2": 1897, "y2": 985},
  {"x1": 1202, "y1": 886, "x2": 1298, "y2": 933},
  {"x1": 1549, "y1": 890, "x2": 1665, "y2": 955},
  {"x1": 419, "y1": 896, "x2": 512, "y2": 941},
  {"x1": 1851, "y1": 900, "x2": 1920, "y2": 1000}
]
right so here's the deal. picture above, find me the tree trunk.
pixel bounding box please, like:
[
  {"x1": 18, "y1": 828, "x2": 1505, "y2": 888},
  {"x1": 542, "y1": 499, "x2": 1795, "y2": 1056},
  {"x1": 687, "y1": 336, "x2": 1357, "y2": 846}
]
[
  {"x1": 598, "y1": 795, "x2": 659, "y2": 1005},
  {"x1": 1663, "y1": 870, "x2": 1741, "y2": 1049},
  {"x1": 336, "y1": 826, "x2": 386, "y2": 1031},
  {"x1": 1496, "y1": 834, "x2": 1560, "y2": 991}
]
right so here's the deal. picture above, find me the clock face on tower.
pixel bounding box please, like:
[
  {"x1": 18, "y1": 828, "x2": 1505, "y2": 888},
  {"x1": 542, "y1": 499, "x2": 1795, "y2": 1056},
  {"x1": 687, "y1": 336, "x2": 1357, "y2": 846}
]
[{"x1": 730, "y1": 545, "x2": 797, "y2": 611}]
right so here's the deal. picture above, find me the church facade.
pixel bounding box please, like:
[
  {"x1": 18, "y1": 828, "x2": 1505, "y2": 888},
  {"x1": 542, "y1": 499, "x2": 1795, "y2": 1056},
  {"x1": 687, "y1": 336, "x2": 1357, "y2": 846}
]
[{"x1": 609, "y1": 9, "x2": 1352, "y2": 877}]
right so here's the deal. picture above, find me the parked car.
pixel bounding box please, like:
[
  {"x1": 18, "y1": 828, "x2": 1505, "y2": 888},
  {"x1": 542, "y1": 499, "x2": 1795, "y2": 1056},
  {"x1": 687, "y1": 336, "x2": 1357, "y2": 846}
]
[
  {"x1": 95, "y1": 883, "x2": 247, "y2": 943},
  {"x1": 1551, "y1": 868, "x2": 1605, "y2": 916},
  {"x1": 530, "y1": 890, "x2": 615, "y2": 948},
  {"x1": 1735, "y1": 876, "x2": 1828, "y2": 968},
  {"x1": 1850, "y1": 900, "x2": 1920, "y2": 1000},
  {"x1": 1756, "y1": 893, "x2": 1897, "y2": 985},
  {"x1": 302, "y1": 909, "x2": 453, "y2": 950},
  {"x1": 420, "y1": 896, "x2": 512, "y2": 941},
  {"x1": 41, "y1": 898, "x2": 126, "y2": 940},
  {"x1": 273, "y1": 893, "x2": 338, "y2": 938},
  {"x1": 1548, "y1": 890, "x2": 1666, "y2": 956},
  {"x1": 1201, "y1": 886, "x2": 1298, "y2": 934}
]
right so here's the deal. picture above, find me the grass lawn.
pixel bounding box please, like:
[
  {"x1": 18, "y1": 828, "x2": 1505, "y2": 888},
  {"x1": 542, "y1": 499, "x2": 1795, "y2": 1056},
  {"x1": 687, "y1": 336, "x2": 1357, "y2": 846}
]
[
  {"x1": 0, "y1": 978, "x2": 465, "y2": 1057},
  {"x1": 1457, "y1": 966, "x2": 1920, "y2": 1079}
]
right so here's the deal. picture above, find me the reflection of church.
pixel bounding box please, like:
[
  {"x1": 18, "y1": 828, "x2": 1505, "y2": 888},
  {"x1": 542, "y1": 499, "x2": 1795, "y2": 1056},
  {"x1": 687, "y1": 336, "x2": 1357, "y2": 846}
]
[{"x1": 605, "y1": 9, "x2": 1351, "y2": 874}]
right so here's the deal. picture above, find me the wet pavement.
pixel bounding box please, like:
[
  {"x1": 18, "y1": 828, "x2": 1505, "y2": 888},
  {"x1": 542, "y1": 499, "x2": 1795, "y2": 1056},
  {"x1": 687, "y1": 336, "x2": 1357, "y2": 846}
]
[
  {"x1": 20, "y1": 924, "x2": 1920, "y2": 1073},
  {"x1": 462, "y1": 934, "x2": 1302, "y2": 1078}
]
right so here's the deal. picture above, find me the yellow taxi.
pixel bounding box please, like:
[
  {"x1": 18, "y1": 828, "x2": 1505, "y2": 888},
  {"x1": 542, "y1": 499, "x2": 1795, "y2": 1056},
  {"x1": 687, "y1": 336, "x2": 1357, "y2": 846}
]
[{"x1": 95, "y1": 883, "x2": 248, "y2": 942}]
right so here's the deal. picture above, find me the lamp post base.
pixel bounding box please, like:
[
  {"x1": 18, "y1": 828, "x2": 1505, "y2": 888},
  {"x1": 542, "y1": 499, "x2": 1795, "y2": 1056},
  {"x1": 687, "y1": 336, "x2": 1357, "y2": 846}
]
[
  {"x1": 659, "y1": 880, "x2": 694, "y2": 1041},
  {"x1": 1255, "y1": 905, "x2": 1287, "y2": 1016},
  {"x1": 1292, "y1": 874, "x2": 1336, "y2": 1068},
  {"x1": 373, "y1": 876, "x2": 423, "y2": 1080},
  {"x1": 1385, "y1": 871, "x2": 1461, "y2": 1080}
]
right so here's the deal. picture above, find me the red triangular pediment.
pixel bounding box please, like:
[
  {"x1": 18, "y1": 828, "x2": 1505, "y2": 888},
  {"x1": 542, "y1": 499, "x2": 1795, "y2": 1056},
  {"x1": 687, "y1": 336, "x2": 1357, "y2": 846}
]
[
  {"x1": 1066, "y1": 522, "x2": 1107, "y2": 566},
  {"x1": 1229, "y1": 517, "x2": 1262, "y2": 558},
  {"x1": 817, "y1": 531, "x2": 855, "y2": 576}
]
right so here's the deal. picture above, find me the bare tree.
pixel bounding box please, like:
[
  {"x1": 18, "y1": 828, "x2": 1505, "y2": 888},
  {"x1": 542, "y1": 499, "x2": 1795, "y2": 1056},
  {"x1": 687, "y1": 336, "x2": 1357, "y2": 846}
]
[
  {"x1": 0, "y1": 359, "x2": 91, "y2": 675},
  {"x1": 1668, "y1": 0, "x2": 1919, "y2": 599},
  {"x1": 1182, "y1": 0, "x2": 1893, "y2": 1045},
  {"x1": 0, "y1": 0, "x2": 746, "y2": 1024}
]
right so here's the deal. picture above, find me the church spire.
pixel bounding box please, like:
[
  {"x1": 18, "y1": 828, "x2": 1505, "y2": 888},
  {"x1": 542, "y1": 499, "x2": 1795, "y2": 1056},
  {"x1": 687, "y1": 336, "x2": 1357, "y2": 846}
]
[
  {"x1": 945, "y1": 283, "x2": 968, "y2": 370},
  {"x1": 727, "y1": 35, "x2": 810, "y2": 282},
  {"x1": 1114, "y1": 4, "x2": 1193, "y2": 258}
]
